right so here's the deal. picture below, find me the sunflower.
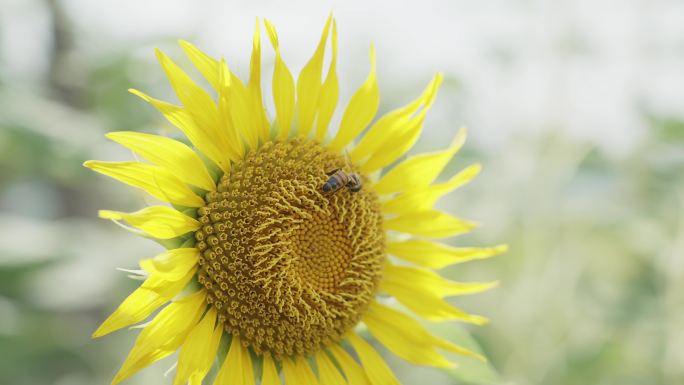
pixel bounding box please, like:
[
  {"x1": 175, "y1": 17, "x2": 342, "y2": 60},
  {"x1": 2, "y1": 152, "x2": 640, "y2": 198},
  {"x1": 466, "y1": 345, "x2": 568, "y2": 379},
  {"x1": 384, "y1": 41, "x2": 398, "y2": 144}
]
[{"x1": 86, "y1": 16, "x2": 506, "y2": 385}]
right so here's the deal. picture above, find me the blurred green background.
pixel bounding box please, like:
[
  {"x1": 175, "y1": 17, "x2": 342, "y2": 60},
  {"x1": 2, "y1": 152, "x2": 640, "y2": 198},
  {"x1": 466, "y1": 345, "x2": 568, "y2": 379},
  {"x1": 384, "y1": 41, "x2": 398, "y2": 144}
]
[{"x1": 1, "y1": 0, "x2": 683, "y2": 384}]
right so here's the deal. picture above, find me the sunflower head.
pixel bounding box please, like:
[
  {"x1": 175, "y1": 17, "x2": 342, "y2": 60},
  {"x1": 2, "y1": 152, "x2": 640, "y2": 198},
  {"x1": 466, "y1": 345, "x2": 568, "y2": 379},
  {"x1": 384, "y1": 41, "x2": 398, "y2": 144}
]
[
  {"x1": 196, "y1": 138, "x2": 384, "y2": 358},
  {"x1": 86, "y1": 15, "x2": 506, "y2": 385}
]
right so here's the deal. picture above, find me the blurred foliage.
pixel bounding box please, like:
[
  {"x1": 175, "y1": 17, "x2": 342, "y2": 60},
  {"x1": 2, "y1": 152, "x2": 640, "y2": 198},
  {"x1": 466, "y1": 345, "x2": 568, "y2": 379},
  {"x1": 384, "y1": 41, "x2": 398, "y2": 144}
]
[{"x1": 1, "y1": 1, "x2": 683, "y2": 385}]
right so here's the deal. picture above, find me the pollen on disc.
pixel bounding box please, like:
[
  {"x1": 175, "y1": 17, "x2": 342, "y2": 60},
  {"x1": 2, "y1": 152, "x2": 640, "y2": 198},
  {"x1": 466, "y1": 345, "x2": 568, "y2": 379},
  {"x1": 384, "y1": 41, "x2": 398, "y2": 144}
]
[{"x1": 194, "y1": 139, "x2": 385, "y2": 358}]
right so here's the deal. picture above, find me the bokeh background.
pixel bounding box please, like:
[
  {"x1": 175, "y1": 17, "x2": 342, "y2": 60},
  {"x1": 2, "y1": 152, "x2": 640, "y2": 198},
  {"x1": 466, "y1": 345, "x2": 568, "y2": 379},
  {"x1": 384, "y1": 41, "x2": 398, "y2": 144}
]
[{"x1": 1, "y1": 0, "x2": 683, "y2": 384}]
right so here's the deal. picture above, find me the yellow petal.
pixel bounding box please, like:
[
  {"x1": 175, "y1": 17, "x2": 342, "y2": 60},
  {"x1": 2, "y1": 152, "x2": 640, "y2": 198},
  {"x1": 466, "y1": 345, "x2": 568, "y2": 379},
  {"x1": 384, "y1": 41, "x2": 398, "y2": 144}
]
[
  {"x1": 174, "y1": 308, "x2": 222, "y2": 385},
  {"x1": 139, "y1": 248, "x2": 199, "y2": 281},
  {"x1": 365, "y1": 301, "x2": 484, "y2": 364},
  {"x1": 217, "y1": 60, "x2": 246, "y2": 161},
  {"x1": 384, "y1": 264, "x2": 498, "y2": 297},
  {"x1": 364, "y1": 302, "x2": 453, "y2": 368},
  {"x1": 283, "y1": 356, "x2": 319, "y2": 385},
  {"x1": 296, "y1": 15, "x2": 332, "y2": 138},
  {"x1": 315, "y1": 350, "x2": 347, "y2": 385},
  {"x1": 384, "y1": 210, "x2": 477, "y2": 238},
  {"x1": 99, "y1": 206, "x2": 199, "y2": 239},
  {"x1": 328, "y1": 45, "x2": 379, "y2": 152},
  {"x1": 155, "y1": 49, "x2": 220, "y2": 130},
  {"x1": 379, "y1": 272, "x2": 487, "y2": 324},
  {"x1": 84, "y1": 161, "x2": 204, "y2": 207},
  {"x1": 315, "y1": 19, "x2": 339, "y2": 142},
  {"x1": 156, "y1": 50, "x2": 234, "y2": 161},
  {"x1": 128, "y1": 89, "x2": 230, "y2": 172},
  {"x1": 359, "y1": 74, "x2": 443, "y2": 173},
  {"x1": 387, "y1": 240, "x2": 508, "y2": 269},
  {"x1": 214, "y1": 335, "x2": 255, "y2": 385},
  {"x1": 92, "y1": 267, "x2": 195, "y2": 338},
  {"x1": 347, "y1": 333, "x2": 400, "y2": 385},
  {"x1": 351, "y1": 73, "x2": 441, "y2": 162},
  {"x1": 360, "y1": 112, "x2": 423, "y2": 174},
  {"x1": 261, "y1": 353, "x2": 281, "y2": 385},
  {"x1": 281, "y1": 358, "x2": 297, "y2": 385},
  {"x1": 328, "y1": 344, "x2": 371, "y2": 385},
  {"x1": 248, "y1": 18, "x2": 270, "y2": 142},
  {"x1": 373, "y1": 128, "x2": 467, "y2": 195},
  {"x1": 264, "y1": 19, "x2": 296, "y2": 141},
  {"x1": 225, "y1": 62, "x2": 260, "y2": 150},
  {"x1": 295, "y1": 356, "x2": 319, "y2": 385},
  {"x1": 93, "y1": 288, "x2": 167, "y2": 338},
  {"x1": 106, "y1": 131, "x2": 216, "y2": 191},
  {"x1": 179, "y1": 40, "x2": 220, "y2": 90},
  {"x1": 112, "y1": 290, "x2": 206, "y2": 385},
  {"x1": 382, "y1": 164, "x2": 481, "y2": 214}
]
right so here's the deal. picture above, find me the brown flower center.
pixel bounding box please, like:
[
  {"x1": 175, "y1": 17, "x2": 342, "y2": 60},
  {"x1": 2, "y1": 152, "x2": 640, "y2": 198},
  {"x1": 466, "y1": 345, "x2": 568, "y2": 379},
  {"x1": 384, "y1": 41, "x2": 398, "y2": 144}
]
[{"x1": 194, "y1": 139, "x2": 385, "y2": 358}]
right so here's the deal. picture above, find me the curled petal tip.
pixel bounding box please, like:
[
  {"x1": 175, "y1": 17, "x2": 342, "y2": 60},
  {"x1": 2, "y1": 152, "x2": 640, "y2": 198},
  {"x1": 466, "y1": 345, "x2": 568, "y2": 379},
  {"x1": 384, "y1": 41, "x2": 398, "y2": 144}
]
[{"x1": 97, "y1": 210, "x2": 121, "y2": 220}]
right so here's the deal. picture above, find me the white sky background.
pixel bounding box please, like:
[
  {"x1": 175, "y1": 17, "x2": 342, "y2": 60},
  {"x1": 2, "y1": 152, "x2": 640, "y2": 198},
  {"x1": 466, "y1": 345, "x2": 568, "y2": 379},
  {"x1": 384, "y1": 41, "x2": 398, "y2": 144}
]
[{"x1": 2, "y1": 0, "x2": 684, "y2": 158}]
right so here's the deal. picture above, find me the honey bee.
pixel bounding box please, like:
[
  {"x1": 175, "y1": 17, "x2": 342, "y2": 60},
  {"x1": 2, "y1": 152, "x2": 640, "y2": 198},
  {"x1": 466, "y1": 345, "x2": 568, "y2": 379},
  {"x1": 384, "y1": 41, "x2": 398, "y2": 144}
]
[{"x1": 322, "y1": 168, "x2": 362, "y2": 194}]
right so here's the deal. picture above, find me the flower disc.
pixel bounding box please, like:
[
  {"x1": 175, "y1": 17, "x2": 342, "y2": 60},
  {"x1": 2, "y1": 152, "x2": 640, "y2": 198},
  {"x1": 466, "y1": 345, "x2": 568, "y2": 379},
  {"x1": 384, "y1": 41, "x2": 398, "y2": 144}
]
[{"x1": 195, "y1": 139, "x2": 385, "y2": 357}]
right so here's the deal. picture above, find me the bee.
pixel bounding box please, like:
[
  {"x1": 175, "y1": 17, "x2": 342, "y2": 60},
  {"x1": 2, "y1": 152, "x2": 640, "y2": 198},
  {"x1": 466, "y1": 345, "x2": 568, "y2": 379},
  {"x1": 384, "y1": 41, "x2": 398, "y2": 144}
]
[{"x1": 322, "y1": 168, "x2": 362, "y2": 194}]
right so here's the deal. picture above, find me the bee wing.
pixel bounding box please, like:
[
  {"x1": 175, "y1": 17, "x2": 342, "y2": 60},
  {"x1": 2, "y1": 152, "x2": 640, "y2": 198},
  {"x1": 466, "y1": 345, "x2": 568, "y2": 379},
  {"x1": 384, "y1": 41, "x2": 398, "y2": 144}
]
[
  {"x1": 326, "y1": 168, "x2": 340, "y2": 176},
  {"x1": 343, "y1": 150, "x2": 353, "y2": 170}
]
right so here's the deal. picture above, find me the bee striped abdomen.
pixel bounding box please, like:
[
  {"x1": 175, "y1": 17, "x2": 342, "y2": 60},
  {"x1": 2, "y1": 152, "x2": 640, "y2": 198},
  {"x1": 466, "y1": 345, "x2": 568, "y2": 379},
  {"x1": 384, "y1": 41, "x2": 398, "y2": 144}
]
[
  {"x1": 322, "y1": 168, "x2": 362, "y2": 195},
  {"x1": 323, "y1": 170, "x2": 348, "y2": 194}
]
